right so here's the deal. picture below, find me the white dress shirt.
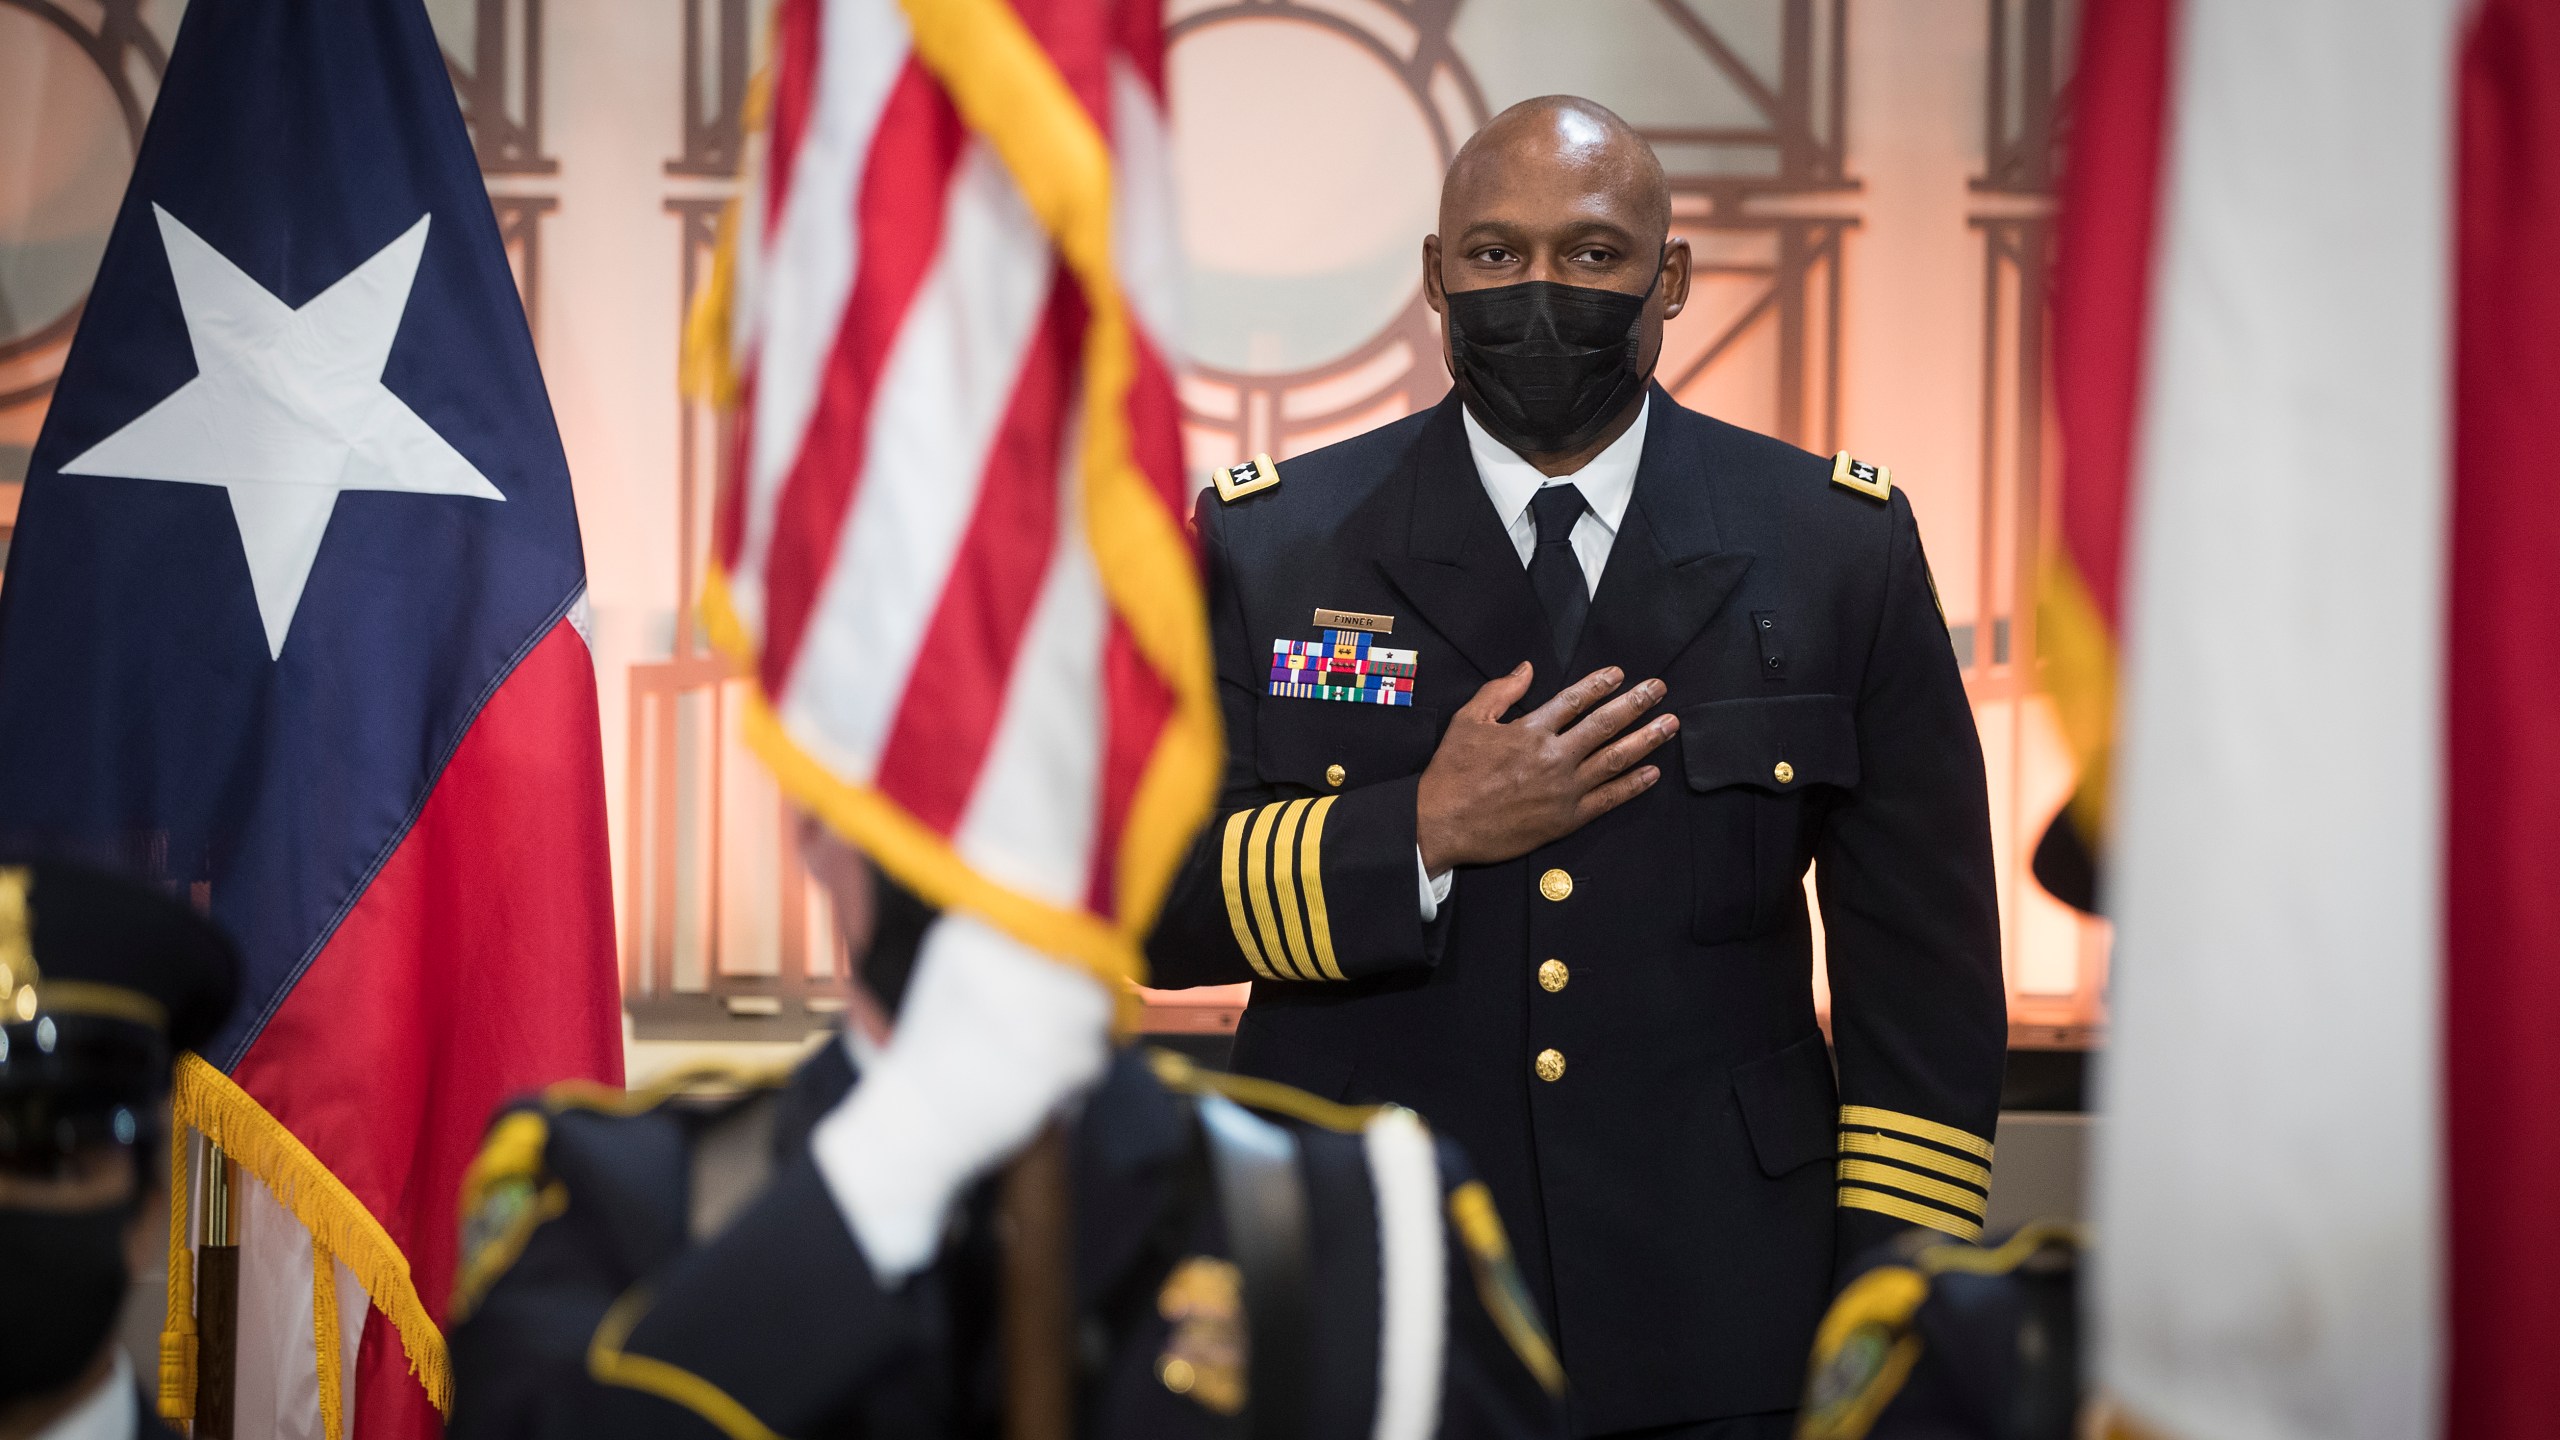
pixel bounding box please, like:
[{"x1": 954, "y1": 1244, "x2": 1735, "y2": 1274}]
[
  {"x1": 32, "y1": 1351, "x2": 135, "y2": 1440},
  {"x1": 1415, "y1": 398, "x2": 1653, "y2": 919}
]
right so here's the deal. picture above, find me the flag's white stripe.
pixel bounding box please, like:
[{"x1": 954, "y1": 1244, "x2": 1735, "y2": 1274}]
[
  {"x1": 1108, "y1": 60, "x2": 1183, "y2": 354},
  {"x1": 229, "y1": 1177, "x2": 367, "y2": 1440},
  {"x1": 950, "y1": 407, "x2": 1104, "y2": 906},
  {"x1": 1364, "y1": 1107, "x2": 1447, "y2": 1440},
  {"x1": 2093, "y1": 4, "x2": 2460, "y2": 1438},
  {"x1": 778, "y1": 142, "x2": 1057, "y2": 773},
  {"x1": 730, "y1": 0, "x2": 912, "y2": 635}
]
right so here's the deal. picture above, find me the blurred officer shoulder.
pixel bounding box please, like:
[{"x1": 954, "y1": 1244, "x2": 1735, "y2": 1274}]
[{"x1": 447, "y1": 1035, "x2": 1567, "y2": 1440}]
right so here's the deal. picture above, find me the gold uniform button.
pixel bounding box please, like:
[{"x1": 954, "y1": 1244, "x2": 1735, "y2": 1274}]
[
  {"x1": 1538, "y1": 959, "x2": 1569, "y2": 993},
  {"x1": 1538, "y1": 868, "x2": 1573, "y2": 902},
  {"x1": 1324, "y1": 763, "x2": 1346, "y2": 788},
  {"x1": 1534, "y1": 1048, "x2": 1566, "y2": 1082},
  {"x1": 1773, "y1": 760, "x2": 1795, "y2": 785}
]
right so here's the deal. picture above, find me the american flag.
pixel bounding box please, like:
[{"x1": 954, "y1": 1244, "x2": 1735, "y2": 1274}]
[{"x1": 691, "y1": 0, "x2": 1215, "y2": 985}]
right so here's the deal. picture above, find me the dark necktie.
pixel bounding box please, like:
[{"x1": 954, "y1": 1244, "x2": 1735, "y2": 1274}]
[{"x1": 1527, "y1": 483, "x2": 1591, "y2": 663}]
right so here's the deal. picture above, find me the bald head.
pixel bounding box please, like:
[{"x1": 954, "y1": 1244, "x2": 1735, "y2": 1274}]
[{"x1": 1441, "y1": 96, "x2": 1671, "y2": 251}]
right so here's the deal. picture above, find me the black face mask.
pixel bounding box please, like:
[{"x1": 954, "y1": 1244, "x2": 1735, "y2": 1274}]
[
  {"x1": 1443, "y1": 270, "x2": 1657, "y2": 456},
  {"x1": 0, "y1": 1203, "x2": 132, "y2": 1403}
]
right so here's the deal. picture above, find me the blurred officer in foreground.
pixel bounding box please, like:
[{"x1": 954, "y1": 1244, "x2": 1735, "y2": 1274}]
[
  {"x1": 1147, "y1": 93, "x2": 2006, "y2": 1438},
  {"x1": 447, "y1": 820, "x2": 1567, "y2": 1440},
  {"x1": 0, "y1": 862, "x2": 240, "y2": 1440},
  {"x1": 1794, "y1": 1225, "x2": 2081, "y2": 1440}
]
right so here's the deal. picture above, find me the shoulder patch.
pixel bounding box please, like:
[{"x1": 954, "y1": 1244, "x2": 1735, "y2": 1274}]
[
  {"x1": 1831, "y1": 451, "x2": 1891, "y2": 501},
  {"x1": 1214, "y1": 453, "x2": 1280, "y2": 503},
  {"x1": 1798, "y1": 1264, "x2": 1929, "y2": 1440},
  {"x1": 451, "y1": 1110, "x2": 567, "y2": 1323}
]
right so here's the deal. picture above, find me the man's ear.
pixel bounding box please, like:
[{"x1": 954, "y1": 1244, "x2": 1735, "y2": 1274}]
[
  {"x1": 1422, "y1": 234, "x2": 1446, "y2": 313},
  {"x1": 1660, "y1": 236, "x2": 1692, "y2": 321}
]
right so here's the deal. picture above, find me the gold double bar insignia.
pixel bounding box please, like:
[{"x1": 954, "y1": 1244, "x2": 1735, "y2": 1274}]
[{"x1": 1218, "y1": 796, "x2": 1344, "y2": 982}]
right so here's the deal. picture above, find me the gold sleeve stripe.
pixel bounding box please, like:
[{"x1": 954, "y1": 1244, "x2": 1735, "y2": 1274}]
[
  {"x1": 1838, "y1": 1158, "x2": 1988, "y2": 1220},
  {"x1": 1838, "y1": 1186, "x2": 1983, "y2": 1243},
  {"x1": 1298, "y1": 795, "x2": 1345, "y2": 980},
  {"x1": 1243, "y1": 803, "x2": 1305, "y2": 980},
  {"x1": 1839, "y1": 1105, "x2": 1994, "y2": 1161},
  {"x1": 1269, "y1": 798, "x2": 1319, "y2": 980},
  {"x1": 1219, "y1": 810, "x2": 1278, "y2": 981},
  {"x1": 1839, "y1": 1131, "x2": 1992, "y2": 1191}
]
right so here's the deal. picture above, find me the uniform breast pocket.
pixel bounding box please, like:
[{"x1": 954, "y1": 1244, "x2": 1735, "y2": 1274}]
[
  {"x1": 1677, "y1": 694, "x2": 1859, "y2": 942},
  {"x1": 1253, "y1": 696, "x2": 1441, "y2": 794}
]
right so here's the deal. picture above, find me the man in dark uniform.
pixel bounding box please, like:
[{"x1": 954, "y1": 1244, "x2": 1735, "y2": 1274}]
[
  {"x1": 0, "y1": 861, "x2": 241, "y2": 1440},
  {"x1": 1148, "y1": 95, "x2": 2007, "y2": 1439},
  {"x1": 448, "y1": 840, "x2": 1567, "y2": 1440}
]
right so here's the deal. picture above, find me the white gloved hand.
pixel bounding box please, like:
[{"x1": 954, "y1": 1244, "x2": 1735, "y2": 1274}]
[{"x1": 809, "y1": 910, "x2": 1112, "y2": 1281}]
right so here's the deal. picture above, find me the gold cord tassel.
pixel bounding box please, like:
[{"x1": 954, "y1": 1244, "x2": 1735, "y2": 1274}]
[
  {"x1": 160, "y1": 1125, "x2": 198, "y2": 1421},
  {"x1": 313, "y1": 1238, "x2": 345, "y2": 1440}
]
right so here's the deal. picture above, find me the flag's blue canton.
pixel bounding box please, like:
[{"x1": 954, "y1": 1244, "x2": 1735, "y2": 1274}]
[
  {"x1": 0, "y1": 0, "x2": 585, "y2": 1069},
  {"x1": 1268, "y1": 630, "x2": 1416, "y2": 706}
]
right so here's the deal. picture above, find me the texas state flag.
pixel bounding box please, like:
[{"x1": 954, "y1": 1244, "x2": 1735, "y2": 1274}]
[{"x1": 0, "y1": 1, "x2": 620, "y2": 1436}]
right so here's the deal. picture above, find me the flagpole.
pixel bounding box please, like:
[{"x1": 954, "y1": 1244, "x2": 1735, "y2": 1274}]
[
  {"x1": 193, "y1": 1140, "x2": 241, "y2": 1439},
  {"x1": 999, "y1": 1122, "x2": 1075, "y2": 1440}
]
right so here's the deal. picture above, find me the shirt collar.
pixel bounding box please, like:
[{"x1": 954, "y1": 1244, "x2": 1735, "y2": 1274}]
[{"x1": 1461, "y1": 394, "x2": 1649, "y2": 538}]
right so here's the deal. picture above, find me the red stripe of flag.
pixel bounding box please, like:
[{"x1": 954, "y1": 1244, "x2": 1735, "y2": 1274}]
[
  {"x1": 873, "y1": 273, "x2": 1083, "y2": 833},
  {"x1": 1112, "y1": 0, "x2": 1168, "y2": 97},
  {"x1": 758, "y1": 61, "x2": 968, "y2": 694},
  {"x1": 2447, "y1": 0, "x2": 2560, "y2": 1429},
  {"x1": 2051, "y1": 0, "x2": 2176, "y2": 637}
]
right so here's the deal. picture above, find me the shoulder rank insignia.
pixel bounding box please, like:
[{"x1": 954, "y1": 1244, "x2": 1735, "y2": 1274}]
[
  {"x1": 1831, "y1": 451, "x2": 1891, "y2": 501},
  {"x1": 1214, "y1": 452, "x2": 1280, "y2": 503}
]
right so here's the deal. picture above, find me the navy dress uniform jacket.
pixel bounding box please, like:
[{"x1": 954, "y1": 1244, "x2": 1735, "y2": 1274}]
[
  {"x1": 446, "y1": 1043, "x2": 1566, "y2": 1440},
  {"x1": 1147, "y1": 389, "x2": 2008, "y2": 1434}
]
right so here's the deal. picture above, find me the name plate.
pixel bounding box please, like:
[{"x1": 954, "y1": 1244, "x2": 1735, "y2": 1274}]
[{"x1": 1311, "y1": 607, "x2": 1393, "y2": 635}]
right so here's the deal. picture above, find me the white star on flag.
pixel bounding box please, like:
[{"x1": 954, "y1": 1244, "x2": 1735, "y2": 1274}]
[{"x1": 61, "y1": 205, "x2": 505, "y2": 659}]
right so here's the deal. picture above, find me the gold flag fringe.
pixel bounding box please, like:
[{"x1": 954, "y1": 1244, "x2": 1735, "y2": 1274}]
[
  {"x1": 313, "y1": 1237, "x2": 345, "y2": 1440},
  {"x1": 173, "y1": 1054, "x2": 453, "y2": 1414}
]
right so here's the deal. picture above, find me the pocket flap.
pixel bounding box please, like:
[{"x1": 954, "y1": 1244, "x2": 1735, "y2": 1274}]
[
  {"x1": 1730, "y1": 1032, "x2": 1839, "y2": 1178},
  {"x1": 1678, "y1": 694, "x2": 1858, "y2": 793},
  {"x1": 1254, "y1": 696, "x2": 1440, "y2": 791}
]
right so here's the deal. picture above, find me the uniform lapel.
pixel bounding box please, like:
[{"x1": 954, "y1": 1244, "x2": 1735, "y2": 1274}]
[
  {"x1": 1374, "y1": 397, "x2": 1561, "y2": 694},
  {"x1": 1571, "y1": 388, "x2": 1754, "y2": 683}
]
